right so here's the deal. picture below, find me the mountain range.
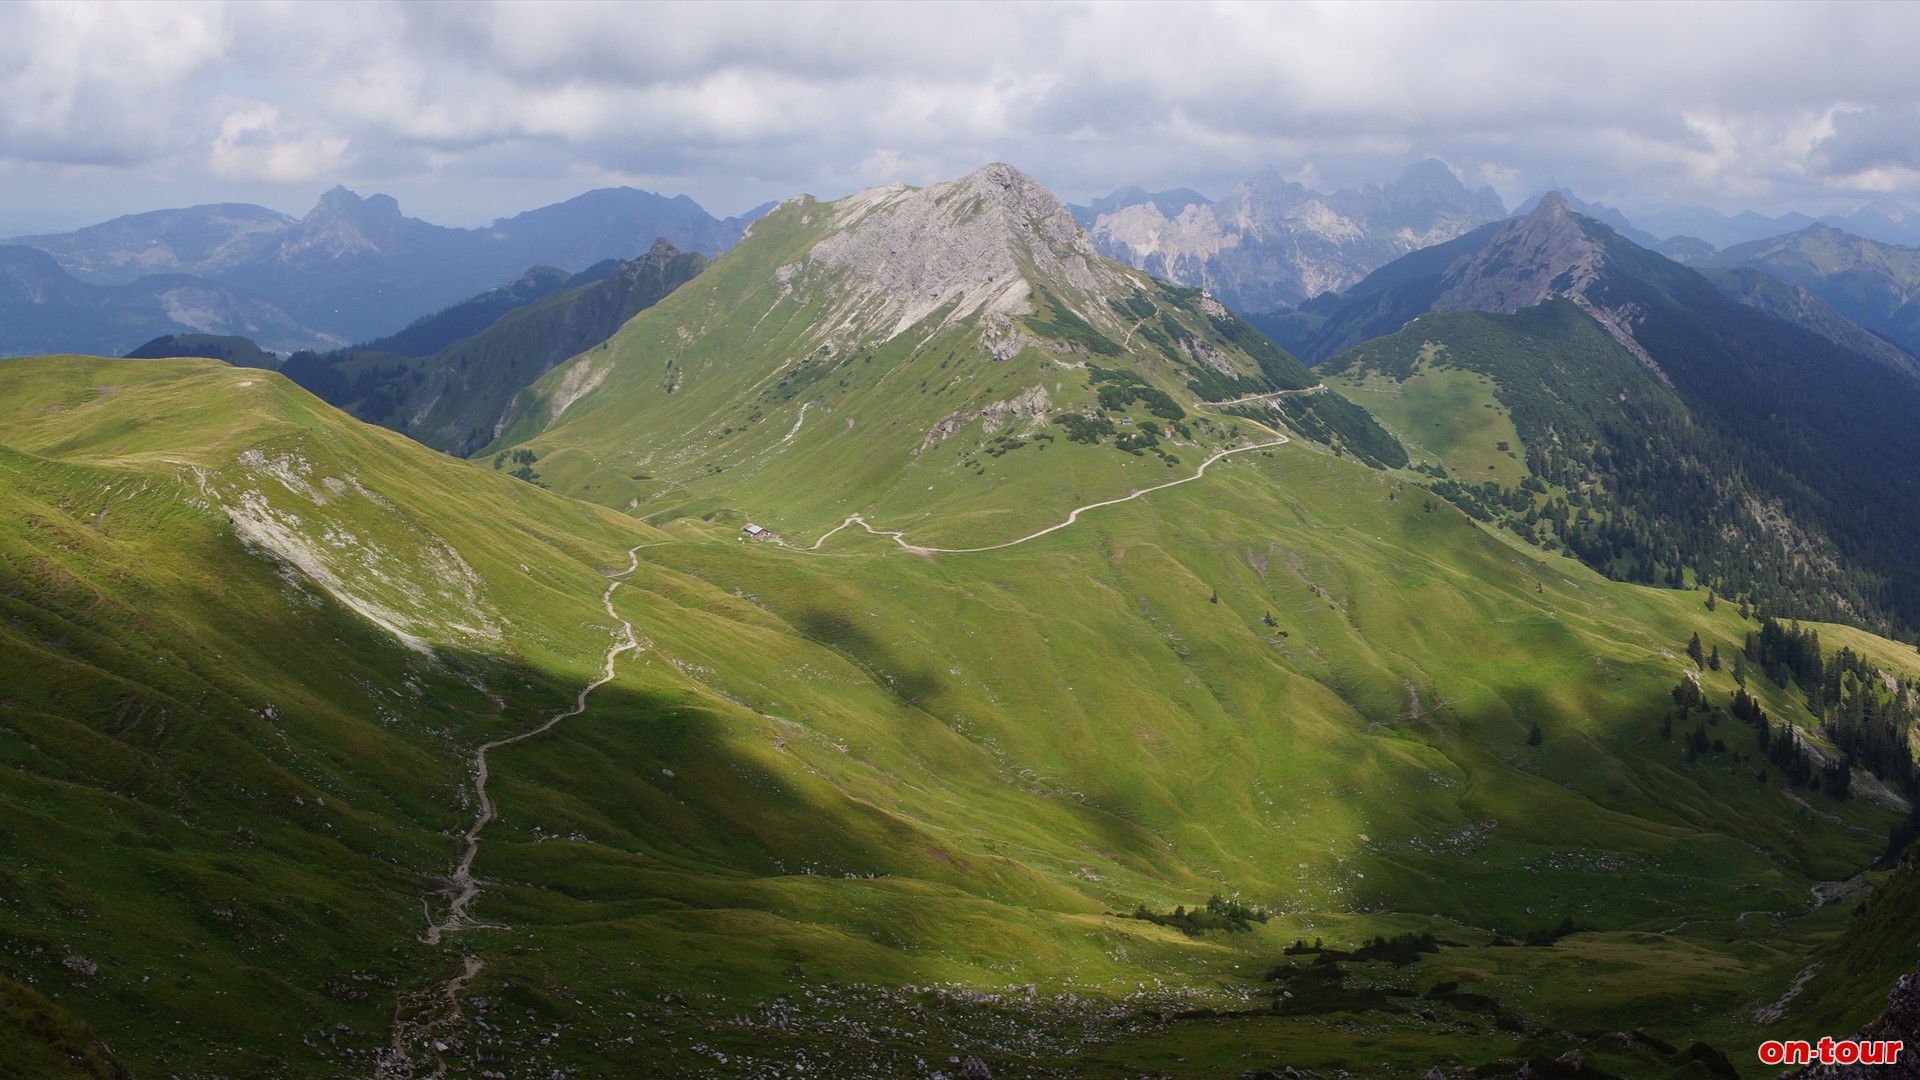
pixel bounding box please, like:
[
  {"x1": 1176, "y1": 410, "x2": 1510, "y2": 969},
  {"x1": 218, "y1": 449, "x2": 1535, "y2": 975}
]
[
  {"x1": 1074, "y1": 165, "x2": 1920, "y2": 346},
  {"x1": 1072, "y1": 159, "x2": 1509, "y2": 315},
  {"x1": 14, "y1": 160, "x2": 1920, "y2": 375},
  {"x1": 1639, "y1": 199, "x2": 1920, "y2": 251},
  {"x1": 5, "y1": 185, "x2": 769, "y2": 348},
  {"x1": 0, "y1": 244, "x2": 343, "y2": 358},
  {"x1": 1703, "y1": 224, "x2": 1920, "y2": 358},
  {"x1": 9, "y1": 163, "x2": 1920, "y2": 1080}
]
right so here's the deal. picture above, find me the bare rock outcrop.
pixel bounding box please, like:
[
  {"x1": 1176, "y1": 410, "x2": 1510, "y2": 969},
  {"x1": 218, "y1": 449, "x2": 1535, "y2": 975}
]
[
  {"x1": 920, "y1": 385, "x2": 1052, "y2": 450},
  {"x1": 1798, "y1": 960, "x2": 1920, "y2": 1077},
  {"x1": 1433, "y1": 192, "x2": 1603, "y2": 314},
  {"x1": 807, "y1": 163, "x2": 1122, "y2": 343}
]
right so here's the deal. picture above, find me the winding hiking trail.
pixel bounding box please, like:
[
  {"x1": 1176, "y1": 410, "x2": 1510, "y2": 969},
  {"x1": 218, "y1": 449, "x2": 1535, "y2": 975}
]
[
  {"x1": 378, "y1": 436, "x2": 1286, "y2": 1071},
  {"x1": 378, "y1": 546, "x2": 645, "y2": 1078},
  {"x1": 809, "y1": 436, "x2": 1289, "y2": 555}
]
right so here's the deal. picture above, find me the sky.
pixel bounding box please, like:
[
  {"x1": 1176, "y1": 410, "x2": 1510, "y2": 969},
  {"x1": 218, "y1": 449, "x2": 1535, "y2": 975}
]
[{"x1": 3, "y1": 0, "x2": 1919, "y2": 235}]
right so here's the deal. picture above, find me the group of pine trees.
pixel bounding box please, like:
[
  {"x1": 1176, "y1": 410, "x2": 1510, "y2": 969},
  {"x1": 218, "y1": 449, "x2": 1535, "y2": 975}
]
[{"x1": 1665, "y1": 615, "x2": 1917, "y2": 806}]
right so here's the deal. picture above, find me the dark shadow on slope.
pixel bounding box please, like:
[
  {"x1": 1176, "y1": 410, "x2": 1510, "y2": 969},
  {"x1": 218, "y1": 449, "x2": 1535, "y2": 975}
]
[{"x1": 792, "y1": 608, "x2": 946, "y2": 709}]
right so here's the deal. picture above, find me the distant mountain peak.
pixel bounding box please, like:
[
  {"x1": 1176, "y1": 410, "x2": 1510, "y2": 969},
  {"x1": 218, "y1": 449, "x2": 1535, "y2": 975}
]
[
  {"x1": 305, "y1": 186, "x2": 402, "y2": 225},
  {"x1": 1384, "y1": 159, "x2": 1496, "y2": 209},
  {"x1": 1398, "y1": 157, "x2": 1461, "y2": 184}
]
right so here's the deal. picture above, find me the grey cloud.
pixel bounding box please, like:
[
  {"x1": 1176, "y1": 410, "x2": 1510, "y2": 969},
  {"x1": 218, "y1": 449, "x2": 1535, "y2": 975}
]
[
  {"x1": 1813, "y1": 105, "x2": 1920, "y2": 177},
  {"x1": 5, "y1": 0, "x2": 1920, "y2": 230}
]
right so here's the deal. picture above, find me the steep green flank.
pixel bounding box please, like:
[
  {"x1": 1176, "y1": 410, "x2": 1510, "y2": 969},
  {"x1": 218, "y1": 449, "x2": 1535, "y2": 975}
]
[
  {"x1": 0, "y1": 975, "x2": 124, "y2": 1079},
  {"x1": 488, "y1": 167, "x2": 1316, "y2": 549},
  {"x1": 0, "y1": 356, "x2": 656, "y2": 1076}
]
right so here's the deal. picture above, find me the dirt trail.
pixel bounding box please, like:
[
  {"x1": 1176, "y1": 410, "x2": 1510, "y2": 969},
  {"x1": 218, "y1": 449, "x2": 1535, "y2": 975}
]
[
  {"x1": 1205, "y1": 385, "x2": 1326, "y2": 408},
  {"x1": 379, "y1": 545, "x2": 644, "y2": 1077},
  {"x1": 809, "y1": 437, "x2": 1289, "y2": 555},
  {"x1": 427, "y1": 546, "x2": 643, "y2": 943}
]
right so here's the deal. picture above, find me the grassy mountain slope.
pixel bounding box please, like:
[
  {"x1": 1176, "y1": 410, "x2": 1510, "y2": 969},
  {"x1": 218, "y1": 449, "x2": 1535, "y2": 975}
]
[
  {"x1": 0, "y1": 356, "x2": 655, "y2": 1076},
  {"x1": 442, "y1": 441, "x2": 1913, "y2": 1077},
  {"x1": 0, "y1": 348, "x2": 1912, "y2": 1077},
  {"x1": 490, "y1": 165, "x2": 1315, "y2": 547}
]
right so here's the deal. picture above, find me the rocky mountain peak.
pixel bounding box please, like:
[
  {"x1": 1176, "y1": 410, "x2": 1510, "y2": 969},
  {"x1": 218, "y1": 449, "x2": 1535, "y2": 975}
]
[
  {"x1": 1434, "y1": 192, "x2": 1673, "y2": 386},
  {"x1": 285, "y1": 187, "x2": 411, "y2": 261},
  {"x1": 1533, "y1": 188, "x2": 1573, "y2": 216},
  {"x1": 1379, "y1": 159, "x2": 1507, "y2": 220},
  {"x1": 1433, "y1": 190, "x2": 1602, "y2": 314},
  {"x1": 307, "y1": 186, "x2": 400, "y2": 223},
  {"x1": 806, "y1": 162, "x2": 1116, "y2": 342}
]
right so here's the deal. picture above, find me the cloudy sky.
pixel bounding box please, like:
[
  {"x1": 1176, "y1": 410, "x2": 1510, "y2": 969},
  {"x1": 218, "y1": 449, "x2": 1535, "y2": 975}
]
[{"x1": 2, "y1": 0, "x2": 1917, "y2": 234}]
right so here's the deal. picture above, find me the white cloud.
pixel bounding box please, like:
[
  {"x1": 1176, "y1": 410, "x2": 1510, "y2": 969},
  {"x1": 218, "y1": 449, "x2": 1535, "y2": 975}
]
[
  {"x1": 0, "y1": 0, "x2": 228, "y2": 165},
  {"x1": 210, "y1": 101, "x2": 351, "y2": 183}
]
